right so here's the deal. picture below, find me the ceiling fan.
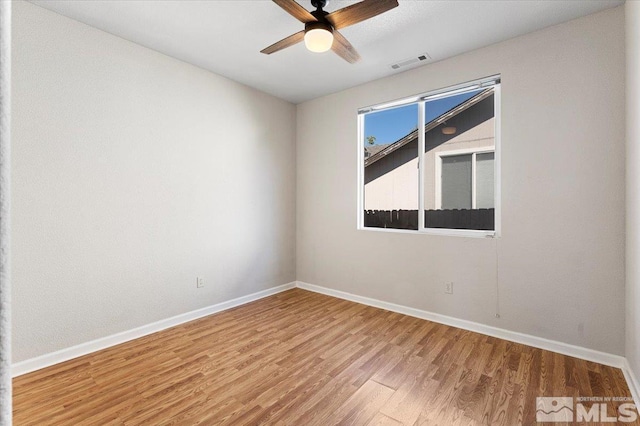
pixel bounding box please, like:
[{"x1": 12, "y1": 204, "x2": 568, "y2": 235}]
[{"x1": 261, "y1": 0, "x2": 399, "y2": 64}]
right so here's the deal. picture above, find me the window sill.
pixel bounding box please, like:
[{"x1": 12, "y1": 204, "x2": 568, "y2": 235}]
[{"x1": 358, "y1": 226, "x2": 497, "y2": 238}]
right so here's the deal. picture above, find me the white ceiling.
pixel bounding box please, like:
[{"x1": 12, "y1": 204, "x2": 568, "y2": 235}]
[{"x1": 29, "y1": 0, "x2": 623, "y2": 104}]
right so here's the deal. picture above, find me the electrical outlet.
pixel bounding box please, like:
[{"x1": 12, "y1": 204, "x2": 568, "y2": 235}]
[
  {"x1": 445, "y1": 282, "x2": 453, "y2": 294},
  {"x1": 197, "y1": 277, "x2": 204, "y2": 288}
]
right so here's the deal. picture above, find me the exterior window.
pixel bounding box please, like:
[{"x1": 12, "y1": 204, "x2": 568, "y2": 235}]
[
  {"x1": 441, "y1": 154, "x2": 473, "y2": 209},
  {"x1": 358, "y1": 76, "x2": 500, "y2": 236}
]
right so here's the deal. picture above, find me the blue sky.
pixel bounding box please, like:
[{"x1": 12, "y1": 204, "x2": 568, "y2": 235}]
[{"x1": 364, "y1": 90, "x2": 481, "y2": 146}]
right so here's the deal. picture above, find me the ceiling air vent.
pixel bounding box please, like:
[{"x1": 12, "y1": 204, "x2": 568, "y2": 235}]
[{"x1": 391, "y1": 53, "x2": 431, "y2": 70}]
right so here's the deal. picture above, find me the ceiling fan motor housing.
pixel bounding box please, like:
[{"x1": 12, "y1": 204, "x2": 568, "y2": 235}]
[{"x1": 305, "y1": 20, "x2": 333, "y2": 34}]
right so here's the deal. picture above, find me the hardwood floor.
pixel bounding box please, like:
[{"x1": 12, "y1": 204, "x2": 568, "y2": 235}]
[{"x1": 13, "y1": 288, "x2": 637, "y2": 425}]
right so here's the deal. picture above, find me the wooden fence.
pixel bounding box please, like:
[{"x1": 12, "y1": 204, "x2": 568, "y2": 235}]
[{"x1": 364, "y1": 209, "x2": 494, "y2": 231}]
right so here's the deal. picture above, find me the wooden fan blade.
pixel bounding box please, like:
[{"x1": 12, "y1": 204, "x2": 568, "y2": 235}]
[
  {"x1": 326, "y1": 0, "x2": 398, "y2": 30},
  {"x1": 272, "y1": 0, "x2": 317, "y2": 23},
  {"x1": 332, "y1": 30, "x2": 361, "y2": 63},
  {"x1": 261, "y1": 31, "x2": 305, "y2": 54}
]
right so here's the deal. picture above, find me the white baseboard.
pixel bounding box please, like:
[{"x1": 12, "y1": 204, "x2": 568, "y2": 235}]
[
  {"x1": 623, "y1": 358, "x2": 640, "y2": 407},
  {"x1": 296, "y1": 281, "x2": 626, "y2": 369},
  {"x1": 12, "y1": 282, "x2": 296, "y2": 377},
  {"x1": 13, "y1": 278, "x2": 637, "y2": 404}
]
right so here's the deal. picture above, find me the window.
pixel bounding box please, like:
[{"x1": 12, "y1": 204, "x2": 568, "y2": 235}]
[
  {"x1": 358, "y1": 76, "x2": 500, "y2": 236},
  {"x1": 362, "y1": 103, "x2": 419, "y2": 230}
]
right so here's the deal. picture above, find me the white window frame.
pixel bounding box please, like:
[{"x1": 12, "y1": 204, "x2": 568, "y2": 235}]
[
  {"x1": 435, "y1": 147, "x2": 495, "y2": 210},
  {"x1": 356, "y1": 76, "x2": 501, "y2": 238}
]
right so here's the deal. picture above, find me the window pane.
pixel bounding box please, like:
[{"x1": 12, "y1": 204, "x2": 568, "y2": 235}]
[
  {"x1": 363, "y1": 103, "x2": 419, "y2": 230},
  {"x1": 423, "y1": 89, "x2": 483, "y2": 212},
  {"x1": 476, "y1": 152, "x2": 494, "y2": 209},
  {"x1": 424, "y1": 88, "x2": 496, "y2": 230},
  {"x1": 441, "y1": 155, "x2": 472, "y2": 209}
]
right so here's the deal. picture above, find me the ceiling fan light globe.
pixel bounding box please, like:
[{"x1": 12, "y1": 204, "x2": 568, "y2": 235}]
[{"x1": 304, "y1": 28, "x2": 334, "y2": 53}]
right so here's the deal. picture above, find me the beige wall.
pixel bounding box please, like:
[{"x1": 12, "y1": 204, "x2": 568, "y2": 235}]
[
  {"x1": 297, "y1": 7, "x2": 625, "y2": 354},
  {"x1": 12, "y1": 1, "x2": 296, "y2": 362},
  {"x1": 626, "y1": 0, "x2": 640, "y2": 387}
]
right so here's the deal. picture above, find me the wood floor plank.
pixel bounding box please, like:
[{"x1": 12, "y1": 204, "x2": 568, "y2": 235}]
[
  {"x1": 366, "y1": 412, "x2": 403, "y2": 425},
  {"x1": 12, "y1": 288, "x2": 639, "y2": 425},
  {"x1": 331, "y1": 379, "x2": 395, "y2": 425},
  {"x1": 378, "y1": 359, "x2": 438, "y2": 424}
]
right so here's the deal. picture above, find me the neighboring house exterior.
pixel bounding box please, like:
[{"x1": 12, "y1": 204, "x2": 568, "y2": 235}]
[
  {"x1": 364, "y1": 143, "x2": 390, "y2": 159},
  {"x1": 364, "y1": 89, "x2": 495, "y2": 212}
]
